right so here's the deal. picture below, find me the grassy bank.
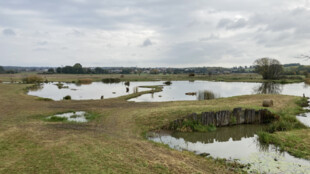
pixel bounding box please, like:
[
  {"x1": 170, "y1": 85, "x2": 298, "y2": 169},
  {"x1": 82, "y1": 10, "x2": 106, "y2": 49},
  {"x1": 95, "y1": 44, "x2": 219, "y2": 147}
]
[
  {"x1": 0, "y1": 82, "x2": 309, "y2": 173},
  {"x1": 0, "y1": 73, "x2": 305, "y2": 84},
  {"x1": 258, "y1": 97, "x2": 310, "y2": 159}
]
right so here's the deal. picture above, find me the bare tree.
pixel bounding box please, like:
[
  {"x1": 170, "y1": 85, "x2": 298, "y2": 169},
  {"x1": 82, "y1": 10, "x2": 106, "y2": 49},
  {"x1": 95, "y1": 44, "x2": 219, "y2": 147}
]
[{"x1": 253, "y1": 58, "x2": 283, "y2": 79}]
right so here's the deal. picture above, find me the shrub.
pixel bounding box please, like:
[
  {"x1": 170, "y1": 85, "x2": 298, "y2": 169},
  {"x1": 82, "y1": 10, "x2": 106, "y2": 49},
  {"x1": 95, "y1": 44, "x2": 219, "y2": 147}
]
[
  {"x1": 22, "y1": 75, "x2": 44, "y2": 84},
  {"x1": 189, "y1": 73, "x2": 195, "y2": 77},
  {"x1": 63, "y1": 95, "x2": 71, "y2": 100}
]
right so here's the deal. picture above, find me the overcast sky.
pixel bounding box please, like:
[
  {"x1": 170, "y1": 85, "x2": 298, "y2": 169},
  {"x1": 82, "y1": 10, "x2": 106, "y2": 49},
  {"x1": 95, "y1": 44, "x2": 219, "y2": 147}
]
[{"x1": 1, "y1": 0, "x2": 310, "y2": 67}]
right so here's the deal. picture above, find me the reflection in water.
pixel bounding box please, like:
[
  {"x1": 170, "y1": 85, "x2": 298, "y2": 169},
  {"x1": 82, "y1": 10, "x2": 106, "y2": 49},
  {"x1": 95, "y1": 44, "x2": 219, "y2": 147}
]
[
  {"x1": 148, "y1": 125, "x2": 310, "y2": 173},
  {"x1": 172, "y1": 125, "x2": 266, "y2": 143},
  {"x1": 253, "y1": 82, "x2": 283, "y2": 94},
  {"x1": 28, "y1": 84, "x2": 43, "y2": 91},
  {"x1": 197, "y1": 90, "x2": 217, "y2": 100}
]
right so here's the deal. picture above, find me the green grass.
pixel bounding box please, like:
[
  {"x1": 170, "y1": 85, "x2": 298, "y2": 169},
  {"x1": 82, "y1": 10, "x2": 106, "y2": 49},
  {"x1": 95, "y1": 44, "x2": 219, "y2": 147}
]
[
  {"x1": 257, "y1": 97, "x2": 310, "y2": 159},
  {"x1": 48, "y1": 116, "x2": 68, "y2": 122},
  {"x1": 84, "y1": 112, "x2": 101, "y2": 121}
]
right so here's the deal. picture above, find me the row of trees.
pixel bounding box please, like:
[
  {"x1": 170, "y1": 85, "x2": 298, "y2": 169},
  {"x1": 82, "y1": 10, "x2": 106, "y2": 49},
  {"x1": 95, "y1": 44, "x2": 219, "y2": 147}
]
[{"x1": 52, "y1": 63, "x2": 109, "y2": 74}]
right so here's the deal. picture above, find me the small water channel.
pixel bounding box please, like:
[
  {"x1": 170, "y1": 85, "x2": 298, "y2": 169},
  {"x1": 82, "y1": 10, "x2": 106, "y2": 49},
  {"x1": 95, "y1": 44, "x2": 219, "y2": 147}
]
[
  {"x1": 148, "y1": 125, "x2": 310, "y2": 173},
  {"x1": 27, "y1": 81, "x2": 310, "y2": 102}
]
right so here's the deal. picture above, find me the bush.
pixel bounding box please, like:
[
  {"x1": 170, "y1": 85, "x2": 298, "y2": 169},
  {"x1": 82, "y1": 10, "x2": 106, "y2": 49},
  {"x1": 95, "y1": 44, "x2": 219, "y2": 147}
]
[
  {"x1": 63, "y1": 95, "x2": 71, "y2": 100},
  {"x1": 189, "y1": 73, "x2": 195, "y2": 77},
  {"x1": 22, "y1": 75, "x2": 44, "y2": 84}
]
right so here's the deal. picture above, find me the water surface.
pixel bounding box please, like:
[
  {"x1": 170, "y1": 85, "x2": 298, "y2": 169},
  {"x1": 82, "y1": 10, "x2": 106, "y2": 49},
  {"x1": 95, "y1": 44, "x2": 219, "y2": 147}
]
[
  {"x1": 27, "y1": 81, "x2": 310, "y2": 101},
  {"x1": 148, "y1": 125, "x2": 310, "y2": 173},
  {"x1": 28, "y1": 81, "x2": 162, "y2": 100},
  {"x1": 130, "y1": 81, "x2": 310, "y2": 102}
]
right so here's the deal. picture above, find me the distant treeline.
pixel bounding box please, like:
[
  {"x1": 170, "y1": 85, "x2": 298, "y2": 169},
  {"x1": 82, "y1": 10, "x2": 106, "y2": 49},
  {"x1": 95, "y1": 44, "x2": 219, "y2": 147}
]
[
  {"x1": 1, "y1": 62, "x2": 310, "y2": 76},
  {"x1": 53, "y1": 63, "x2": 109, "y2": 74}
]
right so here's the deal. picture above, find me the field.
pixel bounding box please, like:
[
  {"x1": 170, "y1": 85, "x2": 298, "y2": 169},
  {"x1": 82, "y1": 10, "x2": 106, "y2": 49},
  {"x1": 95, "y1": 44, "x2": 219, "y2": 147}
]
[
  {"x1": 0, "y1": 74, "x2": 309, "y2": 173},
  {"x1": 0, "y1": 72, "x2": 305, "y2": 83}
]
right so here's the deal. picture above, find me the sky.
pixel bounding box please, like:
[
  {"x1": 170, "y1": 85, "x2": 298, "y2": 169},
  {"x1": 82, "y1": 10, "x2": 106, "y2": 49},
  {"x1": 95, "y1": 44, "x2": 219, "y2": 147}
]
[{"x1": 1, "y1": 0, "x2": 310, "y2": 67}]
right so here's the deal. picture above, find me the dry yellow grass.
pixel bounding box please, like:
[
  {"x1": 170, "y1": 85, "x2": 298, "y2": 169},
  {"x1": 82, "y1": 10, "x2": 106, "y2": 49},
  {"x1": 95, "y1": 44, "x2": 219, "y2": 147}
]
[{"x1": 0, "y1": 82, "x2": 306, "y2": 173}]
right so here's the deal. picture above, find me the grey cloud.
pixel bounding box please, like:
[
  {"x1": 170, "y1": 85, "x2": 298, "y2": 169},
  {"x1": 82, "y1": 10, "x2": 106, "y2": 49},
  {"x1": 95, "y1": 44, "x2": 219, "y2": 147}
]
[
  {"x1": 199, "y1": 34, "x2": 219, "y2": 42},
  {"x1": 2, "y1": 28, "x2": 15, "y2": 36},
  {"x1": 161, "y1": 41, "x2": 242, "y2": 65},
  {"x1": 142, "y1": 38, "x2": 152, "y2": 47},
  {"x1": 217, "y1": 18, "x2": 247, "y2": 29},
  {"x1": 36, "y1": 41, "x2": 48, "y2": 45},
  {"x1": 0, "y1": 0, "x2": 310, "y2": 66}
]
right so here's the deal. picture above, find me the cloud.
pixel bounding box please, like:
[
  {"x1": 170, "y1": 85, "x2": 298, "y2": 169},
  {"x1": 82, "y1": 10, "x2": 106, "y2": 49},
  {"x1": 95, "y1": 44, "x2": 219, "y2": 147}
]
[
  {"x1": 141, "y1": 38, "x2": 153, "y2": 47},
  {"x1": 217, "y1": 18, "x2": 247, "y2": 29},
  {"x1": 0, "y1": 0, "x2": 310, "y2": 67},
  {"x1": 36, "y1": 41, "x2": 48, "y2": 45},
  {"x1": 2, "y1": 28, "x2": 15, "y2": 36}
]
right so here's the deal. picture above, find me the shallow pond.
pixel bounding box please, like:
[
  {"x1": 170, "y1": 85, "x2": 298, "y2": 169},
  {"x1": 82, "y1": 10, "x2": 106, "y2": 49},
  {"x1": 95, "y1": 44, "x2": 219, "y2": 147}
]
[
  {"x1": 130, "y1": 81, "x2": 310, "y2": 102},
  {"x1": 48, "y1": 111, "x2": 88, "y2": 122},
  {"x1": 148, "y1": 125, "x2": 310, "y2": 173},
  {"x1": 28, "y1": 81, "x2": 163, "y2": 101},
  {"x1": 28, "y1": 81, "x2": 310, "y2": 101}
]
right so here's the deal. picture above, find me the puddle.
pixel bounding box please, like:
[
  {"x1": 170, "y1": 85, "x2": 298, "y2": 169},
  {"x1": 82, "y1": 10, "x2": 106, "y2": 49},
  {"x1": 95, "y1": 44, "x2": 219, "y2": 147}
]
[
  {"x1": 48, "y1": 111, "x2": 88, "y2": 122},
  {"x1": 148, "y1": 125, "x2": 310, "y2": 173}
]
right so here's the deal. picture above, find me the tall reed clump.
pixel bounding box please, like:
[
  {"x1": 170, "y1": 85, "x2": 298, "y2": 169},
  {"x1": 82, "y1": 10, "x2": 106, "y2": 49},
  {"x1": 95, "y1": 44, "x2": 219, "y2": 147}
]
[
  {"x1": 305, "y1": 78, "x2": 310, "y2": 85},
  {"x1": 197, "y1": 90, "x2": 216, "y2": 100},
  {"x1": 22, "y1": 75, "x2": 44, "y2": 84},
  {"x1": 102, "y1": 78, "x2": 121, "y2": 83},
  {"x1": 77, "y1": 79, "x2": 92, "y2": 84}
]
